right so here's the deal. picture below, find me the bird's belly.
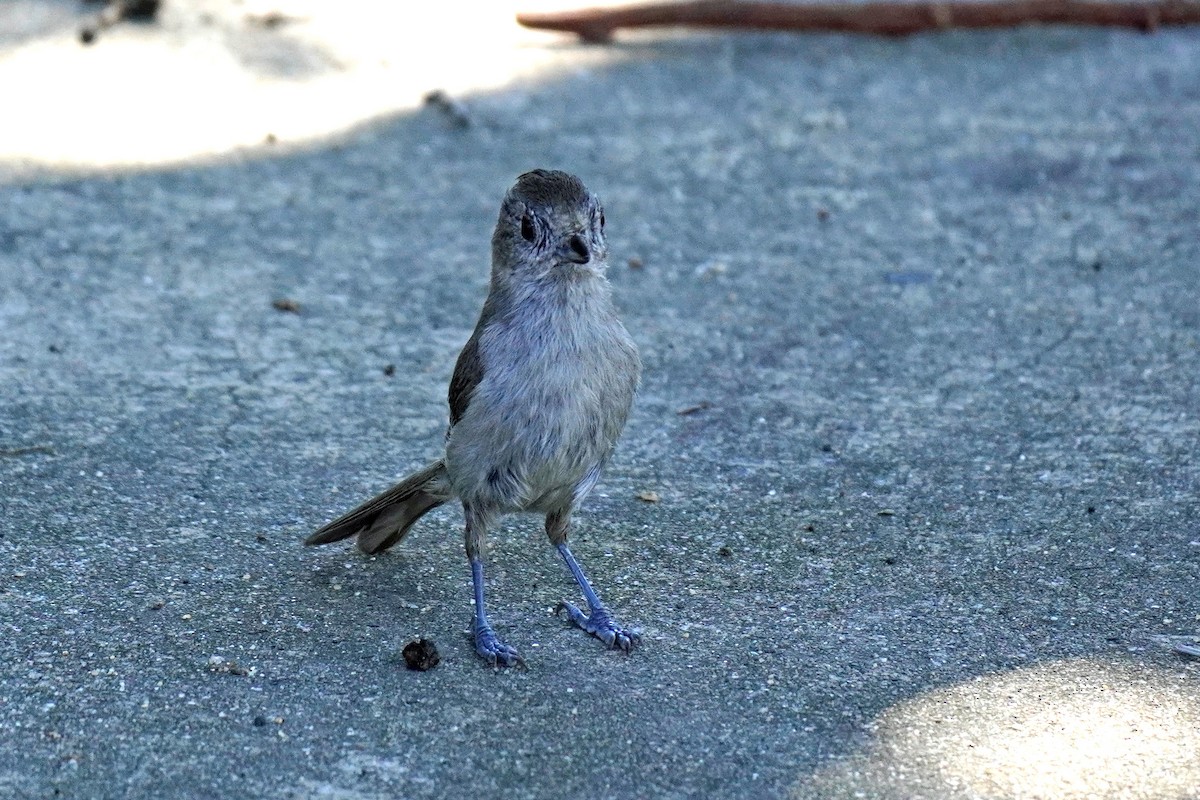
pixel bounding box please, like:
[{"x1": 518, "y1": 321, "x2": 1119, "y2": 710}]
[
  {"x1": 445, "y1": 306, "x2": 637, "y2": 513},
  {"x1": 446, "y1": 382, "x2": 613, "y2": 512}
]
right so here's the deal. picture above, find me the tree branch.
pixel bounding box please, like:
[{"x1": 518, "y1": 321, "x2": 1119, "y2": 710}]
[{"x1": 517, "y1": 0, "x2": 1200, "y2": 42}]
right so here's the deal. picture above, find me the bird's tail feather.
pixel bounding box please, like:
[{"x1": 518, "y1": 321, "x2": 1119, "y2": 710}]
[{"x1": 304, "y1": 460, "x2": 451, "y2": 555}]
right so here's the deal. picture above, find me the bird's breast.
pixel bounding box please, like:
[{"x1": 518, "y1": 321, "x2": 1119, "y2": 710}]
[{"x1": 445, "y1": 293, "x2": 638, "y2": 511}]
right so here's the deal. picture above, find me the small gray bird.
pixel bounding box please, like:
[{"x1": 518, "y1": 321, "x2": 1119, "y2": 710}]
[{"x1": 306, "y1": 169, "x2": 641, "y2": 667}]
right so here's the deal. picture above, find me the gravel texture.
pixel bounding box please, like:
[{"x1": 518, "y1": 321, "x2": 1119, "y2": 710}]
[{"x1": 1, "y1": 4, "x2": 1198, "y2": 799}]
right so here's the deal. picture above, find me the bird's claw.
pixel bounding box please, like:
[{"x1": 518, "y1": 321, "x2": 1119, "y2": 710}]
[
  {"x1": 474, "y1": 624, "x2": 524, "y2": 668},
  {"x1": 556, "y1": 601, "x2": 640, "y2": 651}
]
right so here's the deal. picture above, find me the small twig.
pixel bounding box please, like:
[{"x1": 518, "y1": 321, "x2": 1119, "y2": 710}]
[
  {"x1": 245, "y1": 11, "x2": 304, "y2": 29},
  {"x1": 0, "y1": 445, "x2": 55, "y2": 457},
  {"x1": 80, "y1": 0, "x2": 161, "y2": 45},
  {"x1": 676, "y1": 400, "x2": 713, "y2": 415},
  {"x1": 517, "y1": 1, "x2": 1200, "y2": 42},
  {"x1": 423, "y1": 90, "x2": 473, "y2": 129}
]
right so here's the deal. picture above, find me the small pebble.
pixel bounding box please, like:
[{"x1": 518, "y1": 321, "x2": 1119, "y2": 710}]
[
  {"x1": 402, "y1": 639, "x2": 440, "y2": 671},
  {"x1": 423, "y1": 90, "x2": 472, "y2": 128}
]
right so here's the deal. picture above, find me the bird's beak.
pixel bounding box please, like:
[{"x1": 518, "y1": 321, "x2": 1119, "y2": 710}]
[{"x1": 560, "y1": 233, "x2": 591, "y2": 265}]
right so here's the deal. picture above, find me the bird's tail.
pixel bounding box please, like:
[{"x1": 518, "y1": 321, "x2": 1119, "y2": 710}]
[{"x1": 305, "y1": 460, "x2": 451, "y2": 555}]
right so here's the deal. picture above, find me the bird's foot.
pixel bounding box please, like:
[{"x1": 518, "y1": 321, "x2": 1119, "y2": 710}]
[
  {"x1": 556, "y1": 601, "x2": 640, "y2": 651},
  {"x1": 474, "y1": 624, "x2": 524, "y2": 668}
]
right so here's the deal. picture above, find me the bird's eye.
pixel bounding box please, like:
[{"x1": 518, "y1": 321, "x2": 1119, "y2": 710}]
[{"x1": 520, "y1": 214, "x2": 536, "y2": 242}]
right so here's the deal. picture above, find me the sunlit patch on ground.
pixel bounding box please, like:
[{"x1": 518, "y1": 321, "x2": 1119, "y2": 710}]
[
  {"x1": 794, "y1": 658, "x2": 1200, "y2": 800},
  {"x1": 0, "y1": 0, "x2": 627, "y2": 172}
]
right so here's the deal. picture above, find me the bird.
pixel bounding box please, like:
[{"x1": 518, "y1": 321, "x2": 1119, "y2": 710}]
[{"x1": 306, "y1": 169, "x2": 642, "y2": 667}]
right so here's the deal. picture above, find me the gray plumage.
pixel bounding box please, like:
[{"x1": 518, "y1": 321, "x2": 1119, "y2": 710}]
[
  {"x1": 306, "y1": 169, "x2": 642, "y2": 666},
  {"x1": 304, "y1": 460, "x2": 450, "y2": 554}
]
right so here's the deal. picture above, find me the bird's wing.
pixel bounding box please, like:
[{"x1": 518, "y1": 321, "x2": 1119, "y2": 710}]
[{"x1": 448, "y1": 324, "x2": 485, "y2": 428}]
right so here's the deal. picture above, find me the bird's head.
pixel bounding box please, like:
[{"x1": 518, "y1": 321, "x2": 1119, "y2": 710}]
[{"x1": 492, "y1": 169, "x2": 608, "y2": 284}]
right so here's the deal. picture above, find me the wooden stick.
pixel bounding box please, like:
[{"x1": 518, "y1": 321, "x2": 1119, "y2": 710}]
[
  {"x1": 517, "y1": 1, "x2": 1200, "y2": 41},
  {"x1": 80, "y1": 0, "x2": 162, "y2": 45}
]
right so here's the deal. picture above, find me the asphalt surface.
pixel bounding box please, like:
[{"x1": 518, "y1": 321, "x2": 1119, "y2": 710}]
[{"x1": 2, "y1": 4, "x2": 1199, "y2": 800}]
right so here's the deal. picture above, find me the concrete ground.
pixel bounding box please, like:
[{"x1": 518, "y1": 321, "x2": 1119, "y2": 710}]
[{"x1": 1, "y1": 2, "x2": 1198, "y2": 798}]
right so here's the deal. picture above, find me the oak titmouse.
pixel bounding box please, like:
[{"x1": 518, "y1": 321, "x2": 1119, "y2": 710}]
[{"x1": 306, "y1": 170, "x2": 641, "y2": 667}]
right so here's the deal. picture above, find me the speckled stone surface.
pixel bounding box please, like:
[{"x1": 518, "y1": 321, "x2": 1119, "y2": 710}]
[{"x1": 1, "y1": 5, "x2": 1198, "y2": 799}]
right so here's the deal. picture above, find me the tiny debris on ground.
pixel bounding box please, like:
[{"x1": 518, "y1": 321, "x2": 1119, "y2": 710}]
[
  {"x1": 1175, "y1": 640, "x2": 1200, "y2": 658},
  {"x1": 423, "y1": 90, "x2": 472, "y2": 129},
  {"x1": 0, "y1": 445, "x2": 55, "y2": 457},
  {"x1": 402, "y1": 639, "x2": 440, "y2": 671},
  {"x1": 245, "y1": 11, "x2": 302, "y2": 29},
  {"x1": 676, "y1": 401, "x2": 712, "y2": 416},
  {"x1": 80, "y1": 0, "x2": 162, "y2": 45},
  {"x1": 207, "y1": 656, "x2": 251, "y2": 677}
]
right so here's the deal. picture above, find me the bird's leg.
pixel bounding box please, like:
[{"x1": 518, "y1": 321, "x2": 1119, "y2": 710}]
[
  {"x1": 464, "y1": 504, "x2": 522, "y2": 667},
  {"x1": 547, "y1": 511, "x2": 640, "y2": 651}
]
